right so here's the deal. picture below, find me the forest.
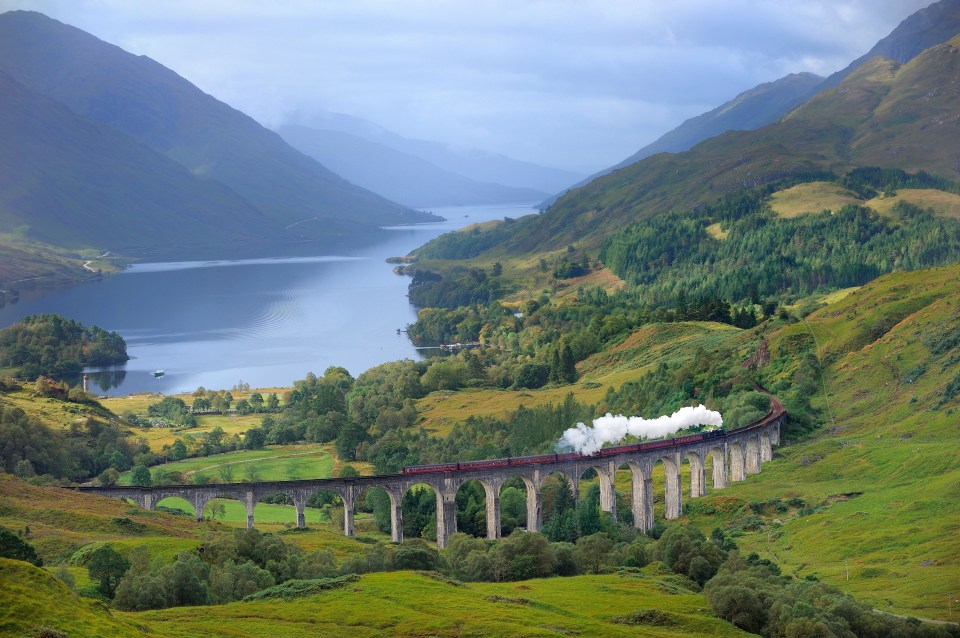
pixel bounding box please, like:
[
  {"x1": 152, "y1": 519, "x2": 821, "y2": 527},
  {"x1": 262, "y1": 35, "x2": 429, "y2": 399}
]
[{"x1": 0, "y1": 313, "x2": 128, "y2": 379}]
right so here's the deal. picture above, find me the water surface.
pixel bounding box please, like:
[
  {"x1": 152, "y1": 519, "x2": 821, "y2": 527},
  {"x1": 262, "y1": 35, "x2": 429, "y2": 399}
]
[{"x1": 0, "y1": 204, "x2": 535, "y2": 395}]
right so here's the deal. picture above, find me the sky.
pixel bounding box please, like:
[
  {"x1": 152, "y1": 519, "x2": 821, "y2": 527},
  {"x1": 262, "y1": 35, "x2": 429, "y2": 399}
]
[{"x1": 0, "y1": 0, "x2": 936, "y2": 173}]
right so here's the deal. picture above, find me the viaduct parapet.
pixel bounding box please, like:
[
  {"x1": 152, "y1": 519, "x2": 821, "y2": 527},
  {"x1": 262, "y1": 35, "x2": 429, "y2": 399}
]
[{"x1": 79, "y1": 406, "x2": 782, "y2": 549}]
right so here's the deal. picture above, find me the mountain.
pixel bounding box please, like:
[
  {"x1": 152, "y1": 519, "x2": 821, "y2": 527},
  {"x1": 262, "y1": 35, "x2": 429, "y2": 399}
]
[
  {"x1": 820, "y1": 0, "x2": 960, "y2": 88},
  {"x1": 544, "y1": 0, "x2": 960, "y2": 207},
  {"x1": 287, "y1": 111, "x2": 584, "y2": 194},
  {"x1": 278, "y1": 125, "x2": 548, "y2": 208},
  {"x1": 464, "y1": 36, "x2": 960, "y2": 255},
  {"x1": 0, "y1": 11, "x2": 435, "y2": 241},
  {"x1": 0, "y1": 69, "x2": 280, "y2": 252},
  {"x1": 541, "y1": 73, "x2": 824, "y2": 205}
]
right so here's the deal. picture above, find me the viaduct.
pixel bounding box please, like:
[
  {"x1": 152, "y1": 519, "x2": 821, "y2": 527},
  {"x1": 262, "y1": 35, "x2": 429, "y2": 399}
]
[{"x1": 79, "y1": 406, "x2": 782, "y2": 549}]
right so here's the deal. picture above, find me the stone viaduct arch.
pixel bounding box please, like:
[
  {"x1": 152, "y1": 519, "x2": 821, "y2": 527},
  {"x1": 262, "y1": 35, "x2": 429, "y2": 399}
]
[{"x1": 80, "y1": 407, "x2": 783, "y2": 549}]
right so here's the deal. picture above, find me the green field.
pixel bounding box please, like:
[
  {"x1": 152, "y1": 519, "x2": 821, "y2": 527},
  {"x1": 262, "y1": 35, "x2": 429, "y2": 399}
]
[
  {"x1": 770, "y1": 181, "x2": 862, "y2": 217},
  {"x1": 118, "y1": 444, "x2": 336, "y2": 485},
  {"x1": 0, "y1": 559, "x2": 751, "y2": 638}
]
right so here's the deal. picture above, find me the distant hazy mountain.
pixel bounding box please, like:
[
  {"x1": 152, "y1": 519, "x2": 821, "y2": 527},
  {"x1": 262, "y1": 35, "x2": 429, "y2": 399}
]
[
  {"x1": 0, "y1": 69, "x2": 279, "y2": 251},
  {"x1": 278, "y1": 125, "x2": 548, "y2": 208},
  {"x1": 0, "y1": 11, "x2": 434, "y2": 240},
  {"x1": 287, "y1": 111, "x2": 584, "y2": 194},
  {"x1": 820, "y1": 0, "x2": 960, "y2": 88}
]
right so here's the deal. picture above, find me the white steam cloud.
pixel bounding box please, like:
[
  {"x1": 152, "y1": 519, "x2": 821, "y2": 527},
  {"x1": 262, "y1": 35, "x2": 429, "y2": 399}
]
[{"x1": 558, "y1": 405, "x2": 723, "y2": 455}]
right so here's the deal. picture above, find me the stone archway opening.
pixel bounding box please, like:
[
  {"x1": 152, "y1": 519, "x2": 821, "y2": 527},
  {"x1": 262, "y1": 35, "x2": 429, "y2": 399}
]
[
  {"x1": 307, "y1": 488, "x2": 345, "y2": 531},
  {"x1": 454, "y1": 479, "x2": 488, "y2": 539},
  {"x1": 357, "y1": 486, "x2": 394, "y2": 539},
  {"x1": 402, "y1": 482, "x2": 439, "y2": 542},
  {"x1": 249, "y1": 491, "x2": 298, "y2": 530},
  {"x1": 200, "y1": 494, "x2": 241, "y2": 523},
  {"x1": 498, "y1": 476, "x2": 530, "y2": 537},
  {"x1": 539, "y1": 471, "x2": 577, "y2": 541},
  {"x1": 155, "y1": 496, "x2": 195, "y2": 518},
  {"x1": 613, "y1": 462, "x2": 635, "y2": 527}
]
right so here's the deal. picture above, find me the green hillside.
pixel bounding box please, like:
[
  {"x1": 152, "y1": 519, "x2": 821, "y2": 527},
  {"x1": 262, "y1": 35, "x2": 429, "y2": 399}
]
[
  {"x1": 454, "y1": 36, "x2": 960, "y2": 257},
  {"x1": 679, "y1": 266, "x2": 960, "y2": 619},
  {"x1": 139, "y1": 570, "x2": 752, "y2": 638},
  {"x1": 392, "y1": 264, "x2": 960, "y2": 620},
  {"x1": 0, "y1": 236, "x2": 100, "y2": 296},
  {"x1": 0, "y1": 558, "x2": 147, "y2": 638},
  {"x1": 0, "y1": 558, "x2": 750, "y2": 638},
  {"x1": 0, "y1": 266, "x2": 958, "y2": 633}
]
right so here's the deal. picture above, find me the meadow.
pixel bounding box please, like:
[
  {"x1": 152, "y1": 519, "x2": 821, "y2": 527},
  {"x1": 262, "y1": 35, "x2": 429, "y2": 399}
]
[
  {"x1": 117, "y1": 444, "x2": 337, "y2": 485},
  {"x1": 0, "y1": 558, "x2": 751, "y2": 638}
]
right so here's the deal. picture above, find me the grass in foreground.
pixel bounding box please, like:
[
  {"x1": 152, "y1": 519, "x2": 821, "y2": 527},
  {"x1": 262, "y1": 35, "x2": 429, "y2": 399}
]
[
  {"x1": 131, "y1": 569, "x2": 749, "y2": 638},
  {"x1": 0, "y1": 559, "x2": 751, "y2": 638}
]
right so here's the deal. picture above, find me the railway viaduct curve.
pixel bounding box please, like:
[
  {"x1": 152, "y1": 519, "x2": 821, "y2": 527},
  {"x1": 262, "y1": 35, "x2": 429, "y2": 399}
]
[{"x1": 79, "y1": 405, "x2": 782, "y2": 549}]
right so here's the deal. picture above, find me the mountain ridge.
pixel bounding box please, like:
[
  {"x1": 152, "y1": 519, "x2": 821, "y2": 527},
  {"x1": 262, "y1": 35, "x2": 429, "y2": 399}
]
[
  {"x1": 543, "y1": 0, "x2": 960, "y2": 207},
  {"x1": 485, "y1": 36, "x2": 960, "y2": 256},
  {"x1": 286, "y1": 111, "x2": 584, "y2": 194},
  {"x1": 0, "y1": 10, "x2": 435, "y2": 241},
  {"x1": 278, "y1": 125, "x2": 548, "y2": 208},
  {"x1": 0, "y1": 68, "x2": 282, "y2": 253}
]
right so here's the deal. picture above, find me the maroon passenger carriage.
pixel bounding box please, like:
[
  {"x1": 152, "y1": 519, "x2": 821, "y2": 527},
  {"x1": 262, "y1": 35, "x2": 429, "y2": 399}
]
[{"x1": 401, "y1": 389, "x2": 784, "y2": 475}]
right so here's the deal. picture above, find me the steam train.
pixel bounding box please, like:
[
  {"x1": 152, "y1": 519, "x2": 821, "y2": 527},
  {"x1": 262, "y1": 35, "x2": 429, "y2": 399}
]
[{"x1": 400, "y1": 391, "x2": 784, "y2": 476}]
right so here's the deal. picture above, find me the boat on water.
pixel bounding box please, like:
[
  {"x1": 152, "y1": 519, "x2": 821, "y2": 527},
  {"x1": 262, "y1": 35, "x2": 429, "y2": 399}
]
[{"x1": 153, "y1": 369, "x2": 165, "y2": 377}]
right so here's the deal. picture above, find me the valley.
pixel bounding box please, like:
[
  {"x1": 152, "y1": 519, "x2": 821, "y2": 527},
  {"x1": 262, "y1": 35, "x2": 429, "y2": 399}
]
[{"x1": 2, "y1": 3, "x2": 960, "y2": 637}]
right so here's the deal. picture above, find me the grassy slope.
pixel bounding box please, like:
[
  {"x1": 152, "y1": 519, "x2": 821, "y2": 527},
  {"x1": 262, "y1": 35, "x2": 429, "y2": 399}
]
[
  {"x1": 679, "y1": 266, "x2": 960, "y2": 619},
  {"x1": 416, "y1": 321, "x2": 739, "y2": 435},
  {"x1": 0, "y1": 558, "x2": 147, "y2": 638},
  {"x1": 769, "y1": 182, "x2": 863, "y2": 217},
  {"x1": 0, "y1": 381, "x2": 117, "y2": 430},
  {"x1": 867, "y1": 189, "x2": 960, "y2": 218},
  {"x1": 0, "y1": 562, "x2": 750, "y2": 638},
  {"x1": 412, "y1": 265, "x2": 960, "y2": 619},
  {"x1": 117, "y1": 444, "x2": 336, "y2": 485},
  {"x1": 136, "y1": 569, "x2": 749, "y2": 638},
  {"x1": 0, "y1": 473, "x2": 199, "y2": 564},
  {"x1": 769, "y1": 182, "x2": 960, "y2": 219}
]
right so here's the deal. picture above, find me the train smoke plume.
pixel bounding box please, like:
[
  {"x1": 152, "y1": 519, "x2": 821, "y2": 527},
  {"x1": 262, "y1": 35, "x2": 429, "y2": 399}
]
[{"x1": 558, "y1": 405, "x2": 723, "y2": 455}]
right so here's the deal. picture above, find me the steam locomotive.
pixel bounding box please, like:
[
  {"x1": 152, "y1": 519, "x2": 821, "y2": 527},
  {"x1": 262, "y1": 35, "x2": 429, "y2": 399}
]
[{"x1": 400, "y1": 391, "x2": 783, "y2": 476}]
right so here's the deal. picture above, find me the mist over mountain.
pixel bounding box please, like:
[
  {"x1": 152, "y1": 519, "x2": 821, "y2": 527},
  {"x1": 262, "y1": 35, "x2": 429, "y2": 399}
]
[
  {"x1": 278, "y1": 125, "x2": 548, "y2": 208},
  {"x1": 0, "y1": 11, "x2": 434, "y2": 244},
  {"x1": 490, "y1": 35, "x2": 960, "y2": 254},
  {"x1": 820, "y1": 0, "x2": 960, "y2": 88},
  {"x1": 285, "y1": 111, "x2": 584, "y2": 195},
  {"x1": 540, "y1": 73, "x2": 824, "y2": 206},
  {"x1": 544, "y1": 0, "x2": 960, "y2": 207}
]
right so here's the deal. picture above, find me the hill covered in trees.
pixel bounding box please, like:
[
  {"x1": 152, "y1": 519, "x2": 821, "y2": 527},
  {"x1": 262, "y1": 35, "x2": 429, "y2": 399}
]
[{"x1": 0, "y1": 314, "x2": 127, "y2": 380}]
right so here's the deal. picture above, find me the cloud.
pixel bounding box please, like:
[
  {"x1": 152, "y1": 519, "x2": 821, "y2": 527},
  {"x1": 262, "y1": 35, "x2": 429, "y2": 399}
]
[{"x1": 2, "y1": 0, "x2": 934, "y2": 172}]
